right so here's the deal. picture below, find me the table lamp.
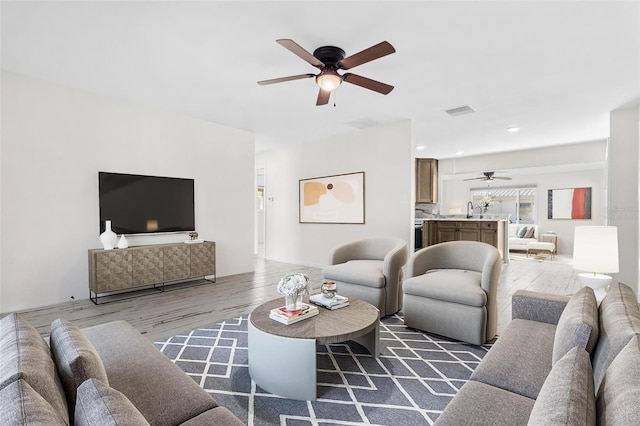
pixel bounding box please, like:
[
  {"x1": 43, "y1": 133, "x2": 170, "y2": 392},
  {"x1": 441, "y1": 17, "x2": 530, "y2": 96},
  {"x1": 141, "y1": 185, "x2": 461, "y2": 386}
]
[{"x1": 573, "y1": 226, "x2": 619, "y2": 301}]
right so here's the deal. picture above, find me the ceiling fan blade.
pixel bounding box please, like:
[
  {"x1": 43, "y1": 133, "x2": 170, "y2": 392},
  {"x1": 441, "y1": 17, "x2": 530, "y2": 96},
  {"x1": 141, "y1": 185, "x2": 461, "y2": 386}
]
[
  {"x1": 338, "y1": 41, "x2": 395, "y2": 70},
  {"x1": 463, "y1": 177, "x2": 485, "y2": 181},
  {"x1": 343, "y1": 73, "x2": 394, "y2": 95},
  {"x1": 494, "y1": 177, "x2": 513, "y2": 180},
  {"x1": 316, "y1": 88, "x2": 330, "y2": 106},
  {"x1": 257, "y1": 74, "x2": 315, "y2": 85},
  {"x1": 276, "y1": 39, "x2": 325, "y2": 68}
]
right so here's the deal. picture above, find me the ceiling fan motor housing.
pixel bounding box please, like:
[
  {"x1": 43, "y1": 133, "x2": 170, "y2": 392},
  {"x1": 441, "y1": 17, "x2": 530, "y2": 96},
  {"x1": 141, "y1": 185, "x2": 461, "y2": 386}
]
[{"x1": 312, "y1": 46, "x2": 346, "y2": 66}]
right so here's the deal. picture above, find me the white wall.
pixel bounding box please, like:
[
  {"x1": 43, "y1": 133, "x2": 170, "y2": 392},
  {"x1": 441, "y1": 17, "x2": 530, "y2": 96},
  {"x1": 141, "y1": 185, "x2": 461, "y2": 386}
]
[
  {"x1": 437, "y1": 141, "x2": 608, "y2": 255},
  {"x1": 0, "y1": 71, "x2": 255, "y2": 312},
  {"x1": 609, "y1": 104, "x2": 639, "y2": 296},
  {"x1": 256, "y1": 120, "x2": 414, "y2": 267}
]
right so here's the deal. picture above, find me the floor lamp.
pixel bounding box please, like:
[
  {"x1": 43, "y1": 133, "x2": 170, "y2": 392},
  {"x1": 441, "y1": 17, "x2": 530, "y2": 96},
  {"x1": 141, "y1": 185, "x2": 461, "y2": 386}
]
[{"x1": 573, "y1": 226, "x2": 619, "y2": 302}]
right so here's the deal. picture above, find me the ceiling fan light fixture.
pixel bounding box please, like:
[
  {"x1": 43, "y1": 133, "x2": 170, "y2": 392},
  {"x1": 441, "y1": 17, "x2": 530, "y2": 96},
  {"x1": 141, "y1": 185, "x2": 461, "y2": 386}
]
[{"x1": 316, "y1": 70, "x2": 342, "y2": 91}]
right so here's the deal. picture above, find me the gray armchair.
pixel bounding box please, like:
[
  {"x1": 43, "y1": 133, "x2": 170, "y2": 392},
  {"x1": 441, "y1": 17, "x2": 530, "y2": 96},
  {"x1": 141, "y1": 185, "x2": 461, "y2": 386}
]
[
  {"x1": 321, "y1": 237, "x2": 408, "y2": 317},
  {"x1": 403, "y1": 241, "x2": 501, "y2": 345}
]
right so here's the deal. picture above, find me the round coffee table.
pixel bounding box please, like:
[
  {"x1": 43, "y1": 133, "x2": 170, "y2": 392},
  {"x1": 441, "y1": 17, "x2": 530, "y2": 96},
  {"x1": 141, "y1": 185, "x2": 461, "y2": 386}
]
[{"x1": 248, "y1": 297, "x2": 380, "y2": 401}]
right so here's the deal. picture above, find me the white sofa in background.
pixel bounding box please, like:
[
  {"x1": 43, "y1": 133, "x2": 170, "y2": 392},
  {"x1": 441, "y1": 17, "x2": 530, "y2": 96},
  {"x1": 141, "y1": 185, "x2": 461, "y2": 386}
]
[{"x1": 508, "y1": 224, "x2": 538, "y2": 252}]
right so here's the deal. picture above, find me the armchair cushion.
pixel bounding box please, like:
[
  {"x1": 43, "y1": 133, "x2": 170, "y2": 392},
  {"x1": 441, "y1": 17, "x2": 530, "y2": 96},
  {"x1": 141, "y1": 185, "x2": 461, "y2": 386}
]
[
  {"x1": 322, "y1": 260, "x2": 385, "y2": 288},
  {"x1": 403, "y1": 269, "x2": 486, "y2": 307}
]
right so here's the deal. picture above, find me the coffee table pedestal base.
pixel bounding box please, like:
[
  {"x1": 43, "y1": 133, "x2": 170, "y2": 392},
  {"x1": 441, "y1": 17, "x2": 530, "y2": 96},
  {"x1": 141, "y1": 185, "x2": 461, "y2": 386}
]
[{"x1": 248, "y1": 320, "x2": 317, "y2": 400}]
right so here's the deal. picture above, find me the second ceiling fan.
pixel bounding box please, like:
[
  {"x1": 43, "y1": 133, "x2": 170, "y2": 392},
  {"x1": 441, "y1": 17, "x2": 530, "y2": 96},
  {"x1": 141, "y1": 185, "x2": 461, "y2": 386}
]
[
  {"x1": 257, "y1": 39, "x2": 396, "y2": 106},
  {"x1": 464, "y1": 171, "x2": 513, "y2": 182}
]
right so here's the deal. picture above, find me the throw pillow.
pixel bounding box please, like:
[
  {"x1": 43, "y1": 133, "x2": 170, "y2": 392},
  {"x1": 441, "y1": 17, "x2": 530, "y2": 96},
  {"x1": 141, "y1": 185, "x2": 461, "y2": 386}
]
[
  {"x1": 0, "y1": 379, "x2": 68, "y2": 425},
  {"x1": 524, "y1": 226, "x2": 536, "y2": 239},
  {"x1": 553, "y1": 286, "x2": 599, "y2": 364},
  {"x1": 591, "y1": 282, "x2": 640, "y2": 392},
  {"x1": 0, "y1": 313, "x2": 69, "y2": 423},
  {"x1": 75, "y1": 378, "x2": 149, "y2": 426},
  {"x1": 49, "y1": 319, "x2": 109, "y2": 412},
  {"x1": 596, "y1": 335, "x2": 640, "y2": 425},
  {"x1": 517, "y1": 226, "x2": 528, "y2": 238},
  {"x1": 528, "y1": 346, "x2": 595, "y2": 426}
]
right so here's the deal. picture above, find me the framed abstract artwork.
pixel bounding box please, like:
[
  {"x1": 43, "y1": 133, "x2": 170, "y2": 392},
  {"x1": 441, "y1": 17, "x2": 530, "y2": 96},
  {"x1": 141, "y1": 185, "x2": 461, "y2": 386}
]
[
  {"x1": 299, "y1": 172, "x2": 365, "y2": 224},
  {"x1": 548, "y1": 187, "x2": 592, "y2": 219}
]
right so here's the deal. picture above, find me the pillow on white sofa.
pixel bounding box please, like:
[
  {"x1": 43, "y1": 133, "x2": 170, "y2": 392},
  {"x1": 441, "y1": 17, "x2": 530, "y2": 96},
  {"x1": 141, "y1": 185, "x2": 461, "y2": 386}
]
[{"x1": 517, "y1": 226, "x2": 528, "y2": 238}]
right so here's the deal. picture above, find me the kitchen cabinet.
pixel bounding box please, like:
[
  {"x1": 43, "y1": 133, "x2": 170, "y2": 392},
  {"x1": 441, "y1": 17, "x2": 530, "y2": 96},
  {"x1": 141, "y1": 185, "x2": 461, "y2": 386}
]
[{"x1": 416, "y1": 158, "x2": 438, "y2": 203}]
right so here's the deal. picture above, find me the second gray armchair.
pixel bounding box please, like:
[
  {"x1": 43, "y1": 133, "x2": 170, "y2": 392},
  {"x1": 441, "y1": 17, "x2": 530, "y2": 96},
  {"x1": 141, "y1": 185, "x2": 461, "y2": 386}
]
[
  {"x1": 403, "y1": 240, "x2": 502, "y2": 345},
  {"x1": 321, "y1": 237, "x2": 408, "y2": 317}
]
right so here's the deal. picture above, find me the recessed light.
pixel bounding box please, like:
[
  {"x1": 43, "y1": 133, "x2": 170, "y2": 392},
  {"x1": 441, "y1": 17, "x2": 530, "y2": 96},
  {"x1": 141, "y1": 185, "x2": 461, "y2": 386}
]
[
  {"x1": 416, "y1": 145, "x2": 426, "y2": 151},
  {"x1": 455, "y1": 150, "x2": 464, "y2": 155},
  {"x1": 507, "y1": 126, "x2": 520, "y2": 133}
]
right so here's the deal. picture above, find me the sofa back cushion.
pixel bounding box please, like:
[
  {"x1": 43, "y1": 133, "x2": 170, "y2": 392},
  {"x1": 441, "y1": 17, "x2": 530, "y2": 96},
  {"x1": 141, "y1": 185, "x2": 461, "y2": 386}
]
[
  {"x1": 0, "y1": 313, "x2": 69, "y2": 423},
  {"x1": 75, "y1": 378, "x2": 149, "y2": 426},
  {"x1": 527, "y1": 346, "x2": 595, "y2": 426},
  {"x1": 596, "y1": 335, "x2": 640, "y2": 425},
  {"x1": 0, "y1": 378, "x2": 68, "y2": 425},
  {"x1": 50, "y1": 319, "x2": 109, "y2": 417},
  {"x1": 553, "y1": 286, "x2": 599, "y2": 364},
  {"x1": 591, "y1": 282, "x2": 640, "y2": 393}
]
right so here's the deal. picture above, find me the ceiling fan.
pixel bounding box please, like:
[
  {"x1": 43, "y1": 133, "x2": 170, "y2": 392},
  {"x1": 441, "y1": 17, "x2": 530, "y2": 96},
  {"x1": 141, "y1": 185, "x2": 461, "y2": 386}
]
[
  {"x1": 463, "y1": 171, "x2": 513, "y2": 182},
  {"x1": 257, "y1": 39, "x2": 395, "y2": 106}
]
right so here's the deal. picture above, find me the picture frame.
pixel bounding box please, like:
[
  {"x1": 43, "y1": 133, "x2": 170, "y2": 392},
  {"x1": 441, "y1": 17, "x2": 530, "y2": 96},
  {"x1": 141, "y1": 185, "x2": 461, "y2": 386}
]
[
  {"x1": 548, "y1": 187, "x2": 592, "y2": 220},
  {"x1": 299, "y1": 172, "x2": 365, "y2": 224}
]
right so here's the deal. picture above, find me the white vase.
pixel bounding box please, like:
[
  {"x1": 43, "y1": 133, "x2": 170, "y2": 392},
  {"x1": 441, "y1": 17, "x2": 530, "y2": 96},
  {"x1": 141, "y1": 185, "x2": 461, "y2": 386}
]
[
  {"x1": 100, "y1": 220, "x2": 117, "y2": 250},
  {"x1": 117, "y1": 234, "x2": 129, "y2": 249}
]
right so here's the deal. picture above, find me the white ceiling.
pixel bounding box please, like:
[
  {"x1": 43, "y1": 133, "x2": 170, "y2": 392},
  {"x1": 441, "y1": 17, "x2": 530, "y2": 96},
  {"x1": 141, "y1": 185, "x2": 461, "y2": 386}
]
[{"x1": 2, "y1": 1, "x2": 638, "y2": 158}]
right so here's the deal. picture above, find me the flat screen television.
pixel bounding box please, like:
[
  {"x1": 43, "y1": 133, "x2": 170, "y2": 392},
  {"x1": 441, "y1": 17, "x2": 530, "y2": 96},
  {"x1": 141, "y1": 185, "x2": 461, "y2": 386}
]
[{"x1": 99, "y1": 172, "x2": 195, "y2": 234}]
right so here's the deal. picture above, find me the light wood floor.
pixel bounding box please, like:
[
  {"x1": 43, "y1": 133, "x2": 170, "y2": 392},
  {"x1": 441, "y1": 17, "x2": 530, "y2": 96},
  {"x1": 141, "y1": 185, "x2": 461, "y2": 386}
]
[{"x1": 11, "y1": 253, "x2": 582, "y2": 342}]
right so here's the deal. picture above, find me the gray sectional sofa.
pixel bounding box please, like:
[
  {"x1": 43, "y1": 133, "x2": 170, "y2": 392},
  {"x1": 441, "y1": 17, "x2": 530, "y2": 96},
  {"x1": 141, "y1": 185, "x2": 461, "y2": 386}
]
[
  {"x1": 0, "y1": 314, "x2": 244, "y2": 425},
  {"x1": 436, "y1": 282, "x2": 640, "y2": 425}
]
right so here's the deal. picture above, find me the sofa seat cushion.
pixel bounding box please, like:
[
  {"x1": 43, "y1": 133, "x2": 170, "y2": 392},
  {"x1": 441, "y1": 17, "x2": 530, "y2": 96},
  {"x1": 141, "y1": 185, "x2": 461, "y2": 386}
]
[
  {"x1": 50, "y1": 319, "x2": 109, "y2": 412},
  {"x1": 528, "y1": 346, "x2": 595, "y2": 426},
  {"x1": 470, "y1": 319, "x2": 556, "y2": 399},
  {"x1": 591, "y1": 282, "x2": 640, "y2": 393},
  {"x1": 75, "y1": 378, "x2": 149, "y2": 426},
  {"x1": 509, "y1": 237, "x2": 537, "y2": 247},
  {"x1": 0, "y1": 378, "x2": 68, "y2": 426},
  {"x1": 81, "y1": 320, "x2": 219, "y2": 426},
  {"x1": 596, "y1": 335, "x2": 640, "y2": 425},
  {"x1": 322, "y1": 260, "x2": 385, "y2": 288},
  {"x1": 0, "y1": 313, "x2": 69, "y2": 424},
  {"x1": 553, "y1": 286, "x2": 599, "y2": 364},
  {"x1": 434, "y1": 380, "x2": 535, "y2": 425},
  {"x1": 403, "y1": 269, "x2": 486, "y2": 308}
]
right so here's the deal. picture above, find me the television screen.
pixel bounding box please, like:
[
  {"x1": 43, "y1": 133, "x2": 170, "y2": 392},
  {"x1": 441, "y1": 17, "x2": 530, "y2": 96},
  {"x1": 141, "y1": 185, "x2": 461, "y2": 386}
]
[{"x1": 99, "y1": 172, "x2": 195, "y2": 234}]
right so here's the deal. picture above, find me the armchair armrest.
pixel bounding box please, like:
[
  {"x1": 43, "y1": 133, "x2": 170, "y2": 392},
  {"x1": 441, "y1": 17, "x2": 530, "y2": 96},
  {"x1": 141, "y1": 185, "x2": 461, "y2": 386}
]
[{"x1": 511, "y1": 290, "x2": 571, "y2": 325}]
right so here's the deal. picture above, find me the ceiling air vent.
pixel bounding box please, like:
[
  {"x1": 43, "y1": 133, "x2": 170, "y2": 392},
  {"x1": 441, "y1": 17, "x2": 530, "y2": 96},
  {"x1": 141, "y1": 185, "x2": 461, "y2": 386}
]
[{"x1": 445, "y1": 105, "x2": 475, "y2": 117}]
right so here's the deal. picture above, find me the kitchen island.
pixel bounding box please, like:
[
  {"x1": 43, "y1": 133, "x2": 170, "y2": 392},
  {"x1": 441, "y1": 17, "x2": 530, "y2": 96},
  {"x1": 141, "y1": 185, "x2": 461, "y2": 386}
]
[{"x1": 417, "y1": 216, "x2": 508, "y2": 262}]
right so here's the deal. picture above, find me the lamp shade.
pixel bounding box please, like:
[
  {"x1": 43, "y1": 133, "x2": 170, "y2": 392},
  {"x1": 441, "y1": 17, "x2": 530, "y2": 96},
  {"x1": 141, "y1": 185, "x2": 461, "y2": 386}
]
[{"x1": 573, "y1": 226, "x2": 619, "y2": 273}]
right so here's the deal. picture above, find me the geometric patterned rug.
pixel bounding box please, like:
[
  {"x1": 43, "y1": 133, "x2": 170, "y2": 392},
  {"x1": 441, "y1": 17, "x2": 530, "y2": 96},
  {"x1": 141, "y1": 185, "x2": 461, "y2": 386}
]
[{"x1": 154, "y1": 314, "x2": 492, "y2": 426}]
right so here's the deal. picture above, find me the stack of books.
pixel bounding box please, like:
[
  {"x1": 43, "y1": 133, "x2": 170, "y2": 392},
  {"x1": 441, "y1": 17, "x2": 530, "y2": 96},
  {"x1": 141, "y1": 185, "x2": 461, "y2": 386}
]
[
  {"x1": 269, "y1": 303, "x2": 319, "y2": 325},
  {"x1": 309, "y1": 294, "x2": 349, "y2": 310}
]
